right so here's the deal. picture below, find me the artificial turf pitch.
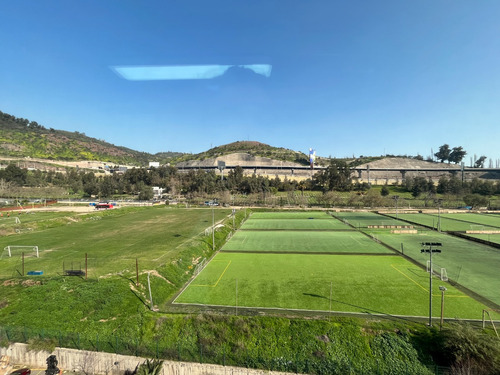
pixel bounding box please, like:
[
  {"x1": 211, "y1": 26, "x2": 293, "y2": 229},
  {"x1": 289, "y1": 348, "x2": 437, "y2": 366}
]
[
  {"x1": 175, "y1": 252, "x2": 495, "y2": 319},
  {"x1": 368, "y1": 229, "x2": 500, "y2": 306},
  {"x1": 240, "y1": 218, "x2": 351, "y2": 230},
  {"x1": 221, "y1": 230, "x2": 392, "y2": 254}
]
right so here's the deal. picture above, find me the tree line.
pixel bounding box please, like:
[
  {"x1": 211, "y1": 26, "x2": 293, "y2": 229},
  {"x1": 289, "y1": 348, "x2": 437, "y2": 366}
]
[{"x1": 1, "y1": 161, "x2": 499, "y2": 206}]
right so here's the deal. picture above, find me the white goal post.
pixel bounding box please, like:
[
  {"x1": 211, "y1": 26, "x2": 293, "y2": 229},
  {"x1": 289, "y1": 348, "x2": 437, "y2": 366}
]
[
  {"x1": 4, "y1": 246, "x2": 39, "y2": 258},
  {"x1": 426, "y1": 260, "x2": 448, "y2": 281}
]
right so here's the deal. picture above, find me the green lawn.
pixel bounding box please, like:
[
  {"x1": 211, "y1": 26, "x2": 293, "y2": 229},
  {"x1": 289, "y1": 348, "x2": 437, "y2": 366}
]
[
  {"x1": 385, "y1": 213, "x2": 498, "y2": 232},
  {"x1": 222, "y1": 230, "x2": 392, "y2": 253},
  {"x1": 366, "y1": 229, "x2": 500, "y2": 306},
  {"x1": 333, "y1": 212, "x2": 410, "y2": 228},
  {"x1": 241, "y1": 218, "x2": 351, "y2": 230},
  {"x1": 438, "y1": 213, "x2": 500, "y2": 229},
  {"x1": 249, "y1": 211, "x2": 332, "y2": 219},
  {"x1": 466, "y1": 233, "x2": 500, "y2": 245},
  {"x1": 0, "y1": 207, "x2": 230, "y2": 278},
  {"x1": 175, "y1": 252, "x2": 495, "y2": 319}
]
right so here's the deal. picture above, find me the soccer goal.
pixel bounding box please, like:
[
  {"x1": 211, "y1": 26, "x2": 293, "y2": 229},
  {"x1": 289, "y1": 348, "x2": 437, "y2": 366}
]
[
  {"x1": 193, "y1": 258, "x2": 207, "y2": 277},
  {"x1": 3, "y1": 245, "x2": 39, "y2": 258},
  {"x1": 469, "y1": 225, "x2": 485, "y2": 232},
  {"x1": 426, "y1": 260, "x2": 448, "y2": 281}
]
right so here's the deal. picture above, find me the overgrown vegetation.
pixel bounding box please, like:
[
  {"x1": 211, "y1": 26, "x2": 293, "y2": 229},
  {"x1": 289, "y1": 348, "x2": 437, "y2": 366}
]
[{"x1": 0, "y1": 110, "x2": 184, "y2": 165}]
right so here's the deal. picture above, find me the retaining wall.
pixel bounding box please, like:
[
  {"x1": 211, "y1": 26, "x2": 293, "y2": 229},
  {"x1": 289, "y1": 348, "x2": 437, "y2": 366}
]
[{"x1": 1, "y1": 343, "x2": 295, "y2": 375}]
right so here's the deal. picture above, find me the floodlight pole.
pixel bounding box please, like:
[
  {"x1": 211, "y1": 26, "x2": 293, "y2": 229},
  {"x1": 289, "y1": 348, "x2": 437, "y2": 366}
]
[
  {"x1": 421, "y1": 242, "x2": 442, "y2": 327},
  {"x1": 212, "y1": 204, "x2": 215, "y2": 252},
  {"x1": 436, "y1": 199, "x2": 443, "y2": 232},
  {"x1": 393, "y1": 195, "x2": 400, "y2": 219}
]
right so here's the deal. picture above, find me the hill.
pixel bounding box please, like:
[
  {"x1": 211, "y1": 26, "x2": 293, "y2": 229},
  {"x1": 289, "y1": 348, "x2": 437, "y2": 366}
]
[
  {"x1": 174, "y1": 141, "x2": 313, "y2": 167},
  {"x1": 0, "y1": 110, "x2": 184, "y2": 166}
]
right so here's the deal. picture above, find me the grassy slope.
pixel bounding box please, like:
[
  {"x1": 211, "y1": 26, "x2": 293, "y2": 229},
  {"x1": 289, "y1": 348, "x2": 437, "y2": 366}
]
[{"x1": 0, "y1": 111, "x2": 185, "y2": 165}]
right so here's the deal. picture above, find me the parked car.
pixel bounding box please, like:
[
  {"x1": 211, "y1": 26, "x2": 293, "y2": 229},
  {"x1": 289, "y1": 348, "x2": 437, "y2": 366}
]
[{"x1": 9, "y1": 368, "x2": 31, "y2": 375}]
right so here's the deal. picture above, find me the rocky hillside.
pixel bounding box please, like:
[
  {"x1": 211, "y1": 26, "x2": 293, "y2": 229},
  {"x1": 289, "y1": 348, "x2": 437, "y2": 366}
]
[{"x1": 174, "y1": 141, "x2": 313, "y2": 167}]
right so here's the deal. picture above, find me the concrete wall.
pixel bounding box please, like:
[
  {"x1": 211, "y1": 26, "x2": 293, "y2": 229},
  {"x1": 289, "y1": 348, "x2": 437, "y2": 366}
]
[{"x1": 1, "y1": 343, "x2": 296, "y2": 375}]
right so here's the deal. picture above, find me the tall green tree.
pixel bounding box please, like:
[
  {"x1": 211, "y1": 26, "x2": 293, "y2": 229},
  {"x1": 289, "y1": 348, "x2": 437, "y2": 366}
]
[
  {"x1": 449, "y1": 146, "x2": 467, "y2": 164},
  {"x1": 474, "y1": 155, "x2": 487, "y2": 168},
  {"x1": 434, "y1": 144, "x2": 451, "y2": 163}
]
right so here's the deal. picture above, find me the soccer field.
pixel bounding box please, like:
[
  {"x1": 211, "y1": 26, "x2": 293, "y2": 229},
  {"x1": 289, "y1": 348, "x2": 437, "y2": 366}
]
[
  {"x1": 249, "y1": 211, "x2": 333, "y2": 220},
  {"x1": 368, "y1": 230, "x2": 500, "y2": 306},
  {"x1": 222, "y1": 230, "x2": 392, "y2": 253},
  {"x1": 333, "y1": 211, "x2": 410, "y2": 228},
  {"x1": 0, "y1": 207, "x2": 230, "y2": 278},
  {"x1": 385, "y1": 213, "x2": 498, "y2": 232},
  {"x1": 438, "y1": 213, "x2": 500, "y2": 229},
  {"x1": 175, "y1": 252, "x2": 495, "y2": 319},
  {"x1": 241, "y1": 218, "x2": 351, "y2": 230}
]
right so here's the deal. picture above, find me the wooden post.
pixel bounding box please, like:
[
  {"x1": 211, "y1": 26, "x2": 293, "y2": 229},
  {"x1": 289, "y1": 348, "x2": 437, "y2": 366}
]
[{"x1": 85, "y1": 253, "x2": 88, "y2": 280}]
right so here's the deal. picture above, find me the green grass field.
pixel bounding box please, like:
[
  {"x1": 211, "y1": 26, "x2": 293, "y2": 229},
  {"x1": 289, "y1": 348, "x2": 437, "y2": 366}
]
[
  {"x1": 222, "y1": 230, "x2": 392, "y2": 253},
  {"x1": 466, "y1": 233, "x2": 500, "y2": 245},
  {"x1": 438, "y1": 213, "x2": 500, "y2": 229},
  {"x1": 365, "y1": 229, "x2": 500, "y2": 306},
  {"x1": 0, "y1": 207, "x2": 230, "y2": 278},
  {"x1": 249, "y1": 211, "x2": 332, "y2": 219},
  {"x1": 175, "y1": 252, "x2": 496, "y2": 319},
  {"x1": 333, "y1": 211, "x2": 411, "y2": 228},
  {"x1": 385, "y1": 213, "x2": 498, "y2": 232},
  {"x1": 241, "y1": 218, "x2": 351, "y2": 230}
]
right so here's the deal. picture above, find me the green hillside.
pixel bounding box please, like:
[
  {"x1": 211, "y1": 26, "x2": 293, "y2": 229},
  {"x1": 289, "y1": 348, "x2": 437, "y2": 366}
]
[{"x1": 0, "y1": 110, "x2": 184, "y2": 165}]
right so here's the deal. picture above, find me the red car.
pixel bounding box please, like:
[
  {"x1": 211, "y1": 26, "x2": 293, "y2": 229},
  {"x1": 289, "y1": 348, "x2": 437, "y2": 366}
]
[{"x1": 10, "y1": 369, "x2": 31, "y2": 375}]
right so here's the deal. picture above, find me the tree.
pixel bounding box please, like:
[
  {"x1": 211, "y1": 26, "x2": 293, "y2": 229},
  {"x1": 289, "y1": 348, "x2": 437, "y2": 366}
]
[
  {"x1": 380, "y1": 185, "x2": 390, "y2": 196},
  {"x1": 463, "y1": 194, "x2": 488, "y2": 208},
  {"x1": 474, "y1": 156, "x2": 487, "y2": 168},
  {"x1": 449, "y1": 146, "x2": 467, "y2": 164},
  {"x1": 434, "y1": 144, "x2": 451, "y2": 163},
  {"x1": 313, "y1": 159, "x2": 352, "y2": 191}
]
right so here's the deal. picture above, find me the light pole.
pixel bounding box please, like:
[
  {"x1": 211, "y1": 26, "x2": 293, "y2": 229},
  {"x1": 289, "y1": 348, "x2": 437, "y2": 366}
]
[
  {"x1": 393, "y1": 195, "x2": 400, "y2": 219},
  {"x1": 435, "y1": 198, "x2": 443, "y2": 232},
  {"x1": 212, "y1": 202, "x2": 215, "y2": 252},
  {"x1": 421, "y1": 242, "x2": 442, "y2": 326},
  {"x1": 439, "y1": 286, "x2": 447, "y2": 330}
]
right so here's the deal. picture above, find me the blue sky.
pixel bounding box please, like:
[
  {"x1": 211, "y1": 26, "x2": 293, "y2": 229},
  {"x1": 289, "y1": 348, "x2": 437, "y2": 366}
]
[{"x1": 1, "y1": 1, "x2": 499, "y2": 162}]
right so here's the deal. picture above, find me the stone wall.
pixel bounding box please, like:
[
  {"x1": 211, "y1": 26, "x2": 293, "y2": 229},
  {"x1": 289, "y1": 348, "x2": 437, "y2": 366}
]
[{"x1": 1, "y1": 343, "x2": 295, "y2": 375}]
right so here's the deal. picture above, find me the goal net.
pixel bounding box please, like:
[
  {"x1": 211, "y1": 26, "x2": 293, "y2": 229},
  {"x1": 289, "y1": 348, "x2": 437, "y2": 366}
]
[
  {"x1": 3, "y1": 246, "x2": 39, "y2": 258},
  {"x1": 469, "y1": 225, "x2": 485, "y2": 232},
  {"x1": 193, "y1": 258, "x2": 207, "y2": 277},
  {"x1": 426, "y1": 260, "x2": 448, "y2": 281}
]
